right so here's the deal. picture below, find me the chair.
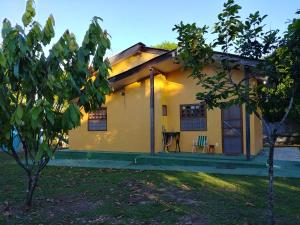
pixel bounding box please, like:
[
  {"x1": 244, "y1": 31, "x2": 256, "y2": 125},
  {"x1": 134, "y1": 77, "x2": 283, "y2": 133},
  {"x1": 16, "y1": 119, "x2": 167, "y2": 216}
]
[{"x1": 192, "y1": 136, "x2": 208, "y2": 153}]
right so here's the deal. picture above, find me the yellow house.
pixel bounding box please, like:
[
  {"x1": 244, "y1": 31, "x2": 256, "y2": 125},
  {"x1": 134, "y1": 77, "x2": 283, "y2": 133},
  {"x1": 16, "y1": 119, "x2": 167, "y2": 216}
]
[{"x1": 69, "y1": 43, "x2": 263, "y2": 156}]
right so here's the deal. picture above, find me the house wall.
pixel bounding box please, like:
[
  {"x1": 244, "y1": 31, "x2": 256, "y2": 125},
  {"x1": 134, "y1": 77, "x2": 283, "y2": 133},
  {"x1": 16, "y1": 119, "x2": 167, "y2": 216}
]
[
  {"x1": 252, "y1": 114, "x2": 263, "y2": 154},
  {"x1": 161, "y1": 68, "x2": 223, "y2": 153},
  {"x1": 69, "y1": 55, "x2": 263, "y2": 155},
  {"x1": 69, "y1": 75, "x2": 166, "y2": 152}
]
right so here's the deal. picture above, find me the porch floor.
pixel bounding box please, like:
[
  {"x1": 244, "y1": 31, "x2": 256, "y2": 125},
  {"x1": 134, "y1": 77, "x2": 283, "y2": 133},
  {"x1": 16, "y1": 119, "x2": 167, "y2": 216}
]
[
  {"x1": 157, "y1": 152, "x2": 250, "y2": 161},
  {"x1": 38, "y1": 148, "x2": 300, "y2": 178}
]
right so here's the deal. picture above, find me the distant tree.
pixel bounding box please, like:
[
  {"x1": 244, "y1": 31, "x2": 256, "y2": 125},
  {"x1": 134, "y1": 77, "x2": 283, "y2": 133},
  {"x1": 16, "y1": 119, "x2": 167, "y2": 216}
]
[
  {"x1": 174, "y1": 1, "x2": 299, "y2": 224},
  {"x1": 152, "y1": 41, "x2": 177, "y2": 50},
  {"x1": 0, "y1": 0, "x2": 111, "y2": 208}
]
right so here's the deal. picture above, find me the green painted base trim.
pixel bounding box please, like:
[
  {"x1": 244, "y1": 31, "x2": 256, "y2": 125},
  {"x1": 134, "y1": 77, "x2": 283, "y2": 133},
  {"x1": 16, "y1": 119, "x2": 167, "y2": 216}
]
[
  {"x1": 44, "y1": 149, "x2": 300, "y2": 178},
  {"x1": 55, "y1": 149, "x2": 142, "y2": 161},
  {"x1": 46, "y1": 159, "x2": 300, "y2": 178},
  {"x1": 134, "y1": 155, "x2": 266, "y2": 169},
  {"x1": 55, "y1": 149, "x2": 266, "y2": 169},
  {"x1": 157, "y1": 152, "x2": 254, "y2": 161}
]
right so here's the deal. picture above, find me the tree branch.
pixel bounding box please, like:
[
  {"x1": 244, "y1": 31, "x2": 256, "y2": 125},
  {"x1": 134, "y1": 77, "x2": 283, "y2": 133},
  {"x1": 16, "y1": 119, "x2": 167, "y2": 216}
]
[
  {"x1": 11, "y1": 146, "x2": 30, "y2": 174},
  {"x1": 278, "y1": 94, "x2": 294, "y2": 128},
  {"x1": 1, "y1": 148, "x2": 14, "y2": 157}
]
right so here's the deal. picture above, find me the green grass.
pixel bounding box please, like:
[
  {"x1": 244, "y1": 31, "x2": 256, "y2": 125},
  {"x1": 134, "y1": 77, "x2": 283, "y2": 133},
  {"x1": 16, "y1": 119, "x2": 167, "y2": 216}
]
[{"x1": 1, "y1": 153, "x2": 300, "y2": 225}]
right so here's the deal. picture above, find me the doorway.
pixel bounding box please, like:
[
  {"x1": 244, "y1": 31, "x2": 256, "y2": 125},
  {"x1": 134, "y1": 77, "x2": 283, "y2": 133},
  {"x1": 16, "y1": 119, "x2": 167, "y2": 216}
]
[{"x1": 222, "y1": 105, "x2": 243, "y2": 155}]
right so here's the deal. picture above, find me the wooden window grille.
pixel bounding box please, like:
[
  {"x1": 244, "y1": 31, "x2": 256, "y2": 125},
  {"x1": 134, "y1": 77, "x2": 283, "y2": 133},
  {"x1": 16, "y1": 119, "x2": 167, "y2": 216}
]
[
  {"x1": 88, "y1": 108, "x2": 107, "y2": 131},
  {"x1": 180, "y1": 103, "x2": 207, "y2": 131}
]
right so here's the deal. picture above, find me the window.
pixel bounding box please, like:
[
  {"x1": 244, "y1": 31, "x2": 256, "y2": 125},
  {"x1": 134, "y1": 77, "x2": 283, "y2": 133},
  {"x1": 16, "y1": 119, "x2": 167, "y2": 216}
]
[
  {"x1": 180, "y1": 103, "x2": 206, "y2": 131},
  {"x1": 162, "y1": 105, "x2": 167, "y2": 116},
  {"x1": 88, "y1": 108, "x2": 107, "y2": 131}
]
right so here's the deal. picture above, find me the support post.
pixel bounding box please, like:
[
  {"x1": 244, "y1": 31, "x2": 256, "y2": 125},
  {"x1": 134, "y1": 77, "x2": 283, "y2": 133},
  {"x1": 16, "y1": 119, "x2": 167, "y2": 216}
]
[
  {"x1": 150, "y1": 67, "x2": 155, "y2": 156},
  {"x1": 245, "y1": 66, "x2": 251, "y2": 160}
]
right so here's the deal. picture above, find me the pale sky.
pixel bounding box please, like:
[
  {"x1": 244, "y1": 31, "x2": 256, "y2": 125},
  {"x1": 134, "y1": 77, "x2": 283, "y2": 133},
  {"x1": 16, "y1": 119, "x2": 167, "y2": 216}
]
[{"x1": 0, "y1": 0, "x2": 298, "y2": 57}]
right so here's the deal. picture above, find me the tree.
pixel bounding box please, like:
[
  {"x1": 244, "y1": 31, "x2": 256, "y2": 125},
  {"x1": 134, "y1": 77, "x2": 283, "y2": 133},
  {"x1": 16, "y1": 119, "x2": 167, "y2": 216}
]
[
  {"x1": 152, "y1": 41, "x2": 177, "y2": 50},
  {"x1": 174, "y1": 0, "x2": 299, "y2": 224},
  {"x1": 289, "y1": 97, "x2": 300, "y2": 123},
  {"x1": 0, "y1": 0, "x2": 111, "y2": 208}
]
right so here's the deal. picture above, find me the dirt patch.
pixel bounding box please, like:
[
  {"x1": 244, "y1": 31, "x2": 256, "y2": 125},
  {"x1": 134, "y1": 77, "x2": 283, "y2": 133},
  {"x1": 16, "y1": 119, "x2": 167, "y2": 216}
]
[
  {"x1": 1, "y1": 194, "x2": 103, "y2": 224},
  {"x1": 36, "y1": 194, "x2": 103, "y2": 215},
  {"x1": 1, "y1": 178, "x2": 210, "y2": 224},
  {"x1": 120, "y1": 178, "x2": 207, "y2": 206},
  {"x1": 120, "y1": 178, "x2": 160, "y2": 205},
  {"x1": 119, "y1": 178, "x2": 210, "y2": 224}
]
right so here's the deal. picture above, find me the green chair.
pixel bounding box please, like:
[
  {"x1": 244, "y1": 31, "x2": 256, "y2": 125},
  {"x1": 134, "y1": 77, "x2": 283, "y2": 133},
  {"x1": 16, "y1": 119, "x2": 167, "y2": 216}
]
[{"x1": 192, "y1": 136, "x2": 208, "y2": 153}]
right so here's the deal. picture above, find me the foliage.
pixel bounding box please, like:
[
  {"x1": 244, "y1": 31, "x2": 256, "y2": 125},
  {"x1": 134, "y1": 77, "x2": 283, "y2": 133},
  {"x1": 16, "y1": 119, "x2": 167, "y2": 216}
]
[
  {"x1": 173, "y1": 23, "x2": 213, "y2": 77},
  {"x1": 289, "y1": 97, "x2": 300, "y2": 122},
  {"x1": 284, "y1": 10, "x2": 300, "y2": 122},
  {"x1": 174, "y1": 0, "x2": 299, "y2": 125},
  {"x1": 174, "y1": 0, "x2": 300, "y2": 224},
  {"x1": 0, "y1": 0, "x2": 111, "y2": 207},
  {"x1": 152, "y1": 41, "x2": 177, "y2": 50}
]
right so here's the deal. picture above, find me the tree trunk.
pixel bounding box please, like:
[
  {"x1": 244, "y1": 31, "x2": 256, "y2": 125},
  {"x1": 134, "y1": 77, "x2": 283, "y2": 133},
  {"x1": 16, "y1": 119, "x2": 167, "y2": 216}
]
[
  {"x1": 25, "y1": 174, "x2": 39, "y2": 208},
  {"x1": 267, "y1": 142, "x2": 275, "y2": 225}
]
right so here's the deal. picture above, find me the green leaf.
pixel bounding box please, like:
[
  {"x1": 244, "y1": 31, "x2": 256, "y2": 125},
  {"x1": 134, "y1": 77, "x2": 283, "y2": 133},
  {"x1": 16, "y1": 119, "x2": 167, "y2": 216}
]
[
  {"x1": 46, "y1": 111, "x2": 55, "y2": 125},
  {"x1": 69, "y1": 104, "x2": 80, "y2": 126},
  {"x1": 31, "y1": 106, "x2": 42, "y2": 129},
  {"x1": 35, "y1": 142, "x2": 52, "y2": 161},
  {"x1": 22, "y1": 0, "x2": 36, "y2": 27},
  {"x1": 12, "y1": 105, "x2": 24, "y2": 126},
  {"x1": 42, "y1": 15, "x2": 55, "y2": 45},
  {"x1": 26, "y1": 21, "x2": 42, "y2": 47},
  {"x1": 35, "y1": 147, "x2": 44, "y2": 161},
  {"x1": 16, "y1": 105, "x2": 23, "y2": 119},
  {"x1": 1, "y1": 19, "x2": 12, "y2": 38},
  {"x1": 0, "y1": 0, "x2": 111, "y2": 177},
  {"x1": 31, "y1": 107, "x2": 42, "y2": 120},
  {"x1": 93, "y1": 16, "x2": 103, "y2": 22},
  {"x1": 0, "y1": 51, "x2": 6, "y2": 66},
  {"x1": 13, "y1": 62, "x2": 19, "y2": 77},
  {"x1": 4, "y1": 130, "x2": 10, "y2": 140},
  {"x1": 62, "y1": 110, "x2": 71, "y2": 130}
]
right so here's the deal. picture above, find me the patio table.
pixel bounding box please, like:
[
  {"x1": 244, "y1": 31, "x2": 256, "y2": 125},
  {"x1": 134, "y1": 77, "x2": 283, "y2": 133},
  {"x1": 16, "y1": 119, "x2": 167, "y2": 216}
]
[{"x1": 163, "y1": 132, "x2": 181, "y2": 152}]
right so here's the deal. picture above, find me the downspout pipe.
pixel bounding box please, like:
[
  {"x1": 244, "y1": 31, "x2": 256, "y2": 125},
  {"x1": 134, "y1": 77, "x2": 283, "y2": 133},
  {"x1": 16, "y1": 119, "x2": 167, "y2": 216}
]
[
  {"x1": 150, "y1": 67, "x2": 155, "y2": 156},
  {"x1": 245, "y1": 66, "x2": 251, "y2": 160}
]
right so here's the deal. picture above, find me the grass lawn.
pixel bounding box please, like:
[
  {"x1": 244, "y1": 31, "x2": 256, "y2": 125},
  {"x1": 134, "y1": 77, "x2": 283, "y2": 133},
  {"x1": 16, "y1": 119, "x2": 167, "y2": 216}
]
[{"x1": 0, "y1": 153, "x2": 300, "y2": 225}]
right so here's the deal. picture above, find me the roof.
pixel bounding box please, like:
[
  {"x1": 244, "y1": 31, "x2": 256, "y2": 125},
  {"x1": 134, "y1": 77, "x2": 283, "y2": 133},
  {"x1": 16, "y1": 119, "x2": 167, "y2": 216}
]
[
  {"x1": 109, "y1": 50, "x2": 179, "y2": 91},
  {"x1": 108, "y1": 42, "x2": 169, "y2": 66},
  {"x1": 108, "y1": 43, "x2": 261, "y2": 91}
]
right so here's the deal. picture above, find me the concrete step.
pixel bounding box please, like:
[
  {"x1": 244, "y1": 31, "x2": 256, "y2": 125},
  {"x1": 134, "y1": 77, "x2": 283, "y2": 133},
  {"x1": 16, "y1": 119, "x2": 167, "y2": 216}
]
[
  {"x1": 55, "y1": 150, "x2": 140, "y2": 161},
  {"x1": 134, "y1": 155, "x2": 266, "y2": 169},
  {"x1": 157, "y1": 152, "x2": 250, "y2": 161}
]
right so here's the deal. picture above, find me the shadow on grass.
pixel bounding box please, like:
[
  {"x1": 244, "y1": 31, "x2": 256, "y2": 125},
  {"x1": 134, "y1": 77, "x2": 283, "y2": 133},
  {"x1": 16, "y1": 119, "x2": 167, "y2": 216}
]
[
  {"x1": 0, "y1": 153, "x2": 299, "y2": 225},
  {"x1": 158, "y1": 171, "x2": 300, "y2": 224}
]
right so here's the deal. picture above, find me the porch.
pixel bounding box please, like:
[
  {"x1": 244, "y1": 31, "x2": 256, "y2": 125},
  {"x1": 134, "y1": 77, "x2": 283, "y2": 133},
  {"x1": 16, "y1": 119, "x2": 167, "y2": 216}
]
[{"x1": 48, "y1": 148, "x2": 300, "y2": 178}]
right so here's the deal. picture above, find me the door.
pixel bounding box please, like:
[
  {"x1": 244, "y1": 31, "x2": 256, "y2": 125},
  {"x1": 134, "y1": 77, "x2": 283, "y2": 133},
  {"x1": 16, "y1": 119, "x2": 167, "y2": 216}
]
[{"x1": 222, "y1": 105, "x2": 243, "y2": 155}]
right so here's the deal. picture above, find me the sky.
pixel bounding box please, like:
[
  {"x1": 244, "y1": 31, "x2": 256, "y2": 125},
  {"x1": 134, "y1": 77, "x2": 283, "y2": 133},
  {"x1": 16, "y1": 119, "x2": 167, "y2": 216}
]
[{"x1": 0, "y1": 0, "x2": 299, "y2": 57}]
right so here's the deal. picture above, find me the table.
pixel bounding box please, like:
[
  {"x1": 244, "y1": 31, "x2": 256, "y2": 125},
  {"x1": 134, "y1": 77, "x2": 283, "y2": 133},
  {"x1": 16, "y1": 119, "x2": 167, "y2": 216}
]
[
  {"x1": 163, "y1": 132, "x2": 180, "y2": 152},
  {"x1": 208, "y1": 145, "x2": 215, "y2": 153}
]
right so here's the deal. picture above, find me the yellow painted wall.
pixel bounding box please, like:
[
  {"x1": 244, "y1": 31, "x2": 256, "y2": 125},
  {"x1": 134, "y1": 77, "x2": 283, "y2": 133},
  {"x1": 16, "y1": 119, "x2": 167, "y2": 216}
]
[
  {"x1": 109, "y1": 52, "x2": 159, "y2": 77},
  {"x1": 69, "y1": 75, "x2": 166, "y2": 152},
  {"x1": 252, "y1": 114, "x2": 263, "y2": 154},
  {"x1": 70, "y1": 81, "x2": 149, "y2": 152},
  {"x1": 161, "y1": 68, "x2": 223, "y2": 153},
  {"x1": 69, "y1": 56, "x2": 263, "y2": 155}
]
